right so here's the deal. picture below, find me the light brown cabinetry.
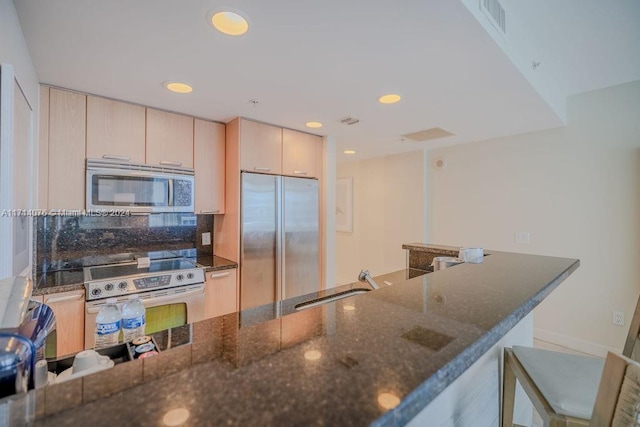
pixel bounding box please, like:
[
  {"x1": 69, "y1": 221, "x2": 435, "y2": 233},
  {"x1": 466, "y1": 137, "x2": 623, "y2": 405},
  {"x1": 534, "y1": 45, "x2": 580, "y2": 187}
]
[
  {"x1": 239, "y1": 119, "x2": 282, "y2": 174},
  {"x1": 43, "y1": 289, "x2": 85, "y2": 357},
  {"x1": 86, "y1": 96, "x2": 146, "y2": 163},
  {"x1": 37, "y1": 86, "x2": 49, "y2": 209},
  {"x1": 48, "y1": 88, "x2": 86, "y2": 210},
  {"x1": 204, "y1": 268, "x2": 238, "y2": 318},
  {"x1": 282, "y1": 128, "x2": 320, "y2": 178},
  {"x1": 146, "y1": 108, "x2": 194, "y2": 168},
  {"x1": 215, "y1": 118, "x2": 325, "y2": 290},
  {"x1": 194, "y1": 119, "x2": 225, "y2": 214}
]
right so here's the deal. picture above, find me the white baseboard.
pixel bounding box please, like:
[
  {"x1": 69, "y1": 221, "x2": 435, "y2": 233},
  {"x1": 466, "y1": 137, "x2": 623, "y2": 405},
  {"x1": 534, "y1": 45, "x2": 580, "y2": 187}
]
[{"x1": 534, "y1": 328, "x2": 620, "y2": 358}]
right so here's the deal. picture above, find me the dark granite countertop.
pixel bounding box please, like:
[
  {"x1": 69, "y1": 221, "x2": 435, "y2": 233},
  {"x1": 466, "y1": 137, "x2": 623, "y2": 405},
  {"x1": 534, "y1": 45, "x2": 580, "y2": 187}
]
[
  {"x1": 32, "y1": 250, "x2": 237, "y2": 296},
  {"x1": 401, "y1": 242, "x2": 461, "y2": 256},
  {"x1": 33, "y1": 248, "x2": 579, "y2": 426}
]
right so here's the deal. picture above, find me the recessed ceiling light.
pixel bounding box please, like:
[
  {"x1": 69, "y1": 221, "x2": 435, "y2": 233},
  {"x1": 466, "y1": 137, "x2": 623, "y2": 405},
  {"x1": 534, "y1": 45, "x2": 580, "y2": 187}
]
[
  {"x1": 343, "y1": 304, "x2": 355, "y2": 311},
  {"x1": 343, "y1": 150, "x2": 356, "y2": 155},
  {"x1": 210, "y1": 10, "x2": 249, "y2": 36},
  {"x1": 305, "y1": 121, "x2": 322, "y2": 129},
  {"x1": 164, "y1": 82, "x2": 193, "y2": 94},
  {"x1": 378, "y1": 94, "x2": 401, "y2": 104}
]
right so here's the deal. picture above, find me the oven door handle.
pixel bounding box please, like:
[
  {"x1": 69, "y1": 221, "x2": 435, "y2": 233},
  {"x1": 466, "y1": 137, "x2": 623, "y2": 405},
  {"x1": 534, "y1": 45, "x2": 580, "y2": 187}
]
[{"x1": 86, "y1": 286, "x2": 204, "y2": 314}]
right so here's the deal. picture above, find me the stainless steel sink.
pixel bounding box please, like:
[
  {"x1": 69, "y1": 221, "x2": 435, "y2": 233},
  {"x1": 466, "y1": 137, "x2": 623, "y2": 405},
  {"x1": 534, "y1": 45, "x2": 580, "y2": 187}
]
[{"x1": 294, "y1": 288, "x2": 371, "y2": 311}]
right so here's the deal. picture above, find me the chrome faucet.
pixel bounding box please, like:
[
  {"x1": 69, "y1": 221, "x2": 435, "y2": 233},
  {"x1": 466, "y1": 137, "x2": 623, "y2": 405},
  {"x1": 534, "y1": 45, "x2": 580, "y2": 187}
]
[{"x1": 358, "y1": 269, "x2": 380, "y2": 290}]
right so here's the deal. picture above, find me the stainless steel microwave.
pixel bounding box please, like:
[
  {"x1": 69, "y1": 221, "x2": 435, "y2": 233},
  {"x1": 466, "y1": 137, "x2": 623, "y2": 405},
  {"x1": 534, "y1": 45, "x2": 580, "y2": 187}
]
[{"x1": 86, "y1": 159, "x2": 195, "y2": 213}]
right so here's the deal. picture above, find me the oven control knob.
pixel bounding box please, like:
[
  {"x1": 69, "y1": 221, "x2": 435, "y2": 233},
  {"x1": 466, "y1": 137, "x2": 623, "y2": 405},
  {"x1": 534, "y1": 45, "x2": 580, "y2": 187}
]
[
  {"x1": 118, "y1": 281, "x2": 128, "y2": 290},
  {"x1": 177, "y1": 274, "x2": 184, "y2": 281},
  {"x1": 91, "y1": 288, "x2": 102, "y2": 297},
  {"x1": 104, "y1": 283, "x2": 114, "y2": 291},
  {"x1": 187, "y1": 273, "x2": 194, "y2": 279}
]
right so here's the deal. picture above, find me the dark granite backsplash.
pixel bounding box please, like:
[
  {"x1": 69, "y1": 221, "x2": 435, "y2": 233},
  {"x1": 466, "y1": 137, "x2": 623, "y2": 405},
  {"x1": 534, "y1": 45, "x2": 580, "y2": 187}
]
[{"x1": 33, "y1": 214, "x2": 213, "y2": 273}]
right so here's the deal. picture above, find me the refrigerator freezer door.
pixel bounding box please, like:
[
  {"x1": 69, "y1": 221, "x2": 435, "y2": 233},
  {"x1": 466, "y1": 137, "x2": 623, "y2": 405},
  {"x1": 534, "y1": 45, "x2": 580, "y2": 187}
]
[
  {"x1": 282, "y1": 177, "x2": 319, "y2": 300},
  {"x1": 240, "y1": 173, "x2": 278, "y2": 310}
]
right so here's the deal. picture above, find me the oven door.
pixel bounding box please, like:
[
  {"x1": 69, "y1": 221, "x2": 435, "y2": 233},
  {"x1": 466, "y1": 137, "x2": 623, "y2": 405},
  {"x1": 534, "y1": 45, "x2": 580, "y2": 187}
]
[{"x1": 84, "y1": 283, "x2": 205, "y2": 349}]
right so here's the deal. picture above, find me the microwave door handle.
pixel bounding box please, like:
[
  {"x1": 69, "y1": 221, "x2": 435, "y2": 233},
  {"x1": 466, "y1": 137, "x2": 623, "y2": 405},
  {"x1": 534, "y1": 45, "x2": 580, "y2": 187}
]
[{"x1": 168, "y1": 178, "x2": 174, "y2": 206}]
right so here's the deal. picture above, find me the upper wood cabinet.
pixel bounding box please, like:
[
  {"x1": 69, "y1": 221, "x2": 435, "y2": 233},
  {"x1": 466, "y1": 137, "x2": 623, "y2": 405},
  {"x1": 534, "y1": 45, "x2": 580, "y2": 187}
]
[
  {"x1": 86, "y1": 96, "x2": 146, "y2": 163},
  {"x1": 146, "y1": 108, "x2": 194, "y2": 168},
  {"x1": 194, "y1": 119, "x2": 225, "y2": 214},
  {"x1": 282, "y1": 128, "x2": 320, "y2": 178},
  {"x1": 48, "y1": 88, "x2": 86, "y2": 210},
  {"x1": 239, "y1": 119, "x2": 282, "y2": 174}
]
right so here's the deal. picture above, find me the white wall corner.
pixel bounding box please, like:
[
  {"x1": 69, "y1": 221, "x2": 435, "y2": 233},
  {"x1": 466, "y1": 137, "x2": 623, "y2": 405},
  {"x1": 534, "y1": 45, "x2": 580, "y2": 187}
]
[
  {"x1": 422, "y1": 149, "x2": 429, "y2": 244},
  {"x1": 0, "y1": 64, "x2": 16, "y2": 279},
  {"x1": 323, "y1": 135, "x2": 337, "y2": 288}
]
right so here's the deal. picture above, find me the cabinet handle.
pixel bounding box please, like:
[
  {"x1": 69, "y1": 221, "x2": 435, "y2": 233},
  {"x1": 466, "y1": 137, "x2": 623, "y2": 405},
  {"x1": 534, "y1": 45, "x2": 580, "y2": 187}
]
[
  {"x1": 200, "y1": 210, "x2": 221, "y2": 214},
  {"x1": 45, "y1": 293, "x2": 84, "y2": 304},
  {"x1": 293, "y1": 171, "x2": 308, "y2": 176},
  {"x1": 160, "y1": 160, "x2": 183, "y2": 167},
  {"x1": 102, "y1": 155, "x2": 130, "y2": 161},
  {"x1": 210, "y1": 272, "x2": 231, "y2": 279},
  {"x1": 254, "y1": 167, "x2": 271, "y2": 172}
]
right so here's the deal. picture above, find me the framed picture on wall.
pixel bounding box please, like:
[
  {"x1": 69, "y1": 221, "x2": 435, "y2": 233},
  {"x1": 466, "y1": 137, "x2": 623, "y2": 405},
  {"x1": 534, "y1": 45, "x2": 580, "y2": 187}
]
[{"x1": 336, "y1": 177, "x2": 353, "y2": 233}]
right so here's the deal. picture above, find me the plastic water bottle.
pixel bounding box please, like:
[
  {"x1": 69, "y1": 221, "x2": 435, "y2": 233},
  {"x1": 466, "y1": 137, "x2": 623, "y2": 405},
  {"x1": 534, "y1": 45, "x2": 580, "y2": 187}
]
[
  {"x1": 121, "y1": 294, "x2": 146, "y2": 342},
  {"x1": 95, "y1": 298, "x2": 121, "y2": 349}
]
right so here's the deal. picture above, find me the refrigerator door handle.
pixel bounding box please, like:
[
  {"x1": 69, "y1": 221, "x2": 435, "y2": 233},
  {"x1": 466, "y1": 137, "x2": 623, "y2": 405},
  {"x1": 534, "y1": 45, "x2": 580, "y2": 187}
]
[{"x1": 276, "y1": 176, "x2": 284, "y2": 304}]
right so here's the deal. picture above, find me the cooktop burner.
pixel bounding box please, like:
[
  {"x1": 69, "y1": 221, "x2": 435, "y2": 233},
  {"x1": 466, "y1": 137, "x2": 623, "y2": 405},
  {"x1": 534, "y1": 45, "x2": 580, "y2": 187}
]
[{"x1": 84, "y1": 258, "x2": 204, "y2": 301}]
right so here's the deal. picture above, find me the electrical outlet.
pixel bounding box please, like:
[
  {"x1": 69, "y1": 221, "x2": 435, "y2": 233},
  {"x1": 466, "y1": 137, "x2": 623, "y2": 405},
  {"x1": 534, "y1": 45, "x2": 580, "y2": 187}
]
[
  {"x1": 202, "y1": 232, "x2": 211, "y2": 246},
  {"x1": 515, "y1": 231, "x2": 530, "y2": 245},
  {"x1": 613, "y1": 310, "x2": 625, "y2": 326}
]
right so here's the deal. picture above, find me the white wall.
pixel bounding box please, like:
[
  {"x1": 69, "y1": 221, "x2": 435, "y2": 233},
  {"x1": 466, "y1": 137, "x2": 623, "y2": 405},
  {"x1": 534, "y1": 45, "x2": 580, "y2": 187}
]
[
  {"x1": 0, "y1": 0, "x2": 39, "y2": 278},
  {"x1": 335, "y1": 151, "x2": 426, "y2": 285},
  {"x1": 0, "y1": 0, "x2": 38, "y2": 107},
  {"x1": 428, "y1": 80, "x2": 640, "y2": 356}
]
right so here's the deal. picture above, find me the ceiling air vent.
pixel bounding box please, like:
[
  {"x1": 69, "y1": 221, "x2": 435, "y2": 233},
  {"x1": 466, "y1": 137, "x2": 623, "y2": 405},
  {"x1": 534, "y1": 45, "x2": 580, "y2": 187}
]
[
  {"x1": 340, "y1": 116, "x2": 360, "y2": 126},
  {"x1": 480, "y1": 0, "x2": 506, "y2": 36},
  {"x1": 402, "y1": 127, "x2": 454, "y2": 142}
]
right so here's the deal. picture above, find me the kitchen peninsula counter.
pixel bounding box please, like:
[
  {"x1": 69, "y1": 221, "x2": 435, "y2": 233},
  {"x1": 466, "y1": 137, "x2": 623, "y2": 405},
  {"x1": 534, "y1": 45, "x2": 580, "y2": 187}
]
[{"x1": 33, "y1": 247, "x2": 579, "y2": 426}]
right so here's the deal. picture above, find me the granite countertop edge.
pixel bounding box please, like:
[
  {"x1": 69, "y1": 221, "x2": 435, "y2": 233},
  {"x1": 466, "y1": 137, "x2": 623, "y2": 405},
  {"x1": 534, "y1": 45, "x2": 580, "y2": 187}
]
[
  {"x1": 402, "y1": 243, "x2": 461, "y2": 255},
  {"x1": 373, "y1": 256, "x2": 581, "y2": 426}
]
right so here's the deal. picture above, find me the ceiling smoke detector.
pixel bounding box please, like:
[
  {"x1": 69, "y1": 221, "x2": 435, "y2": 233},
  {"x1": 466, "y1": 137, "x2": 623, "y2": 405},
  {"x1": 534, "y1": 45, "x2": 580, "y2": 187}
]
[{"x1": 340, "y1": 116, "x2": 359, "y2": 126}]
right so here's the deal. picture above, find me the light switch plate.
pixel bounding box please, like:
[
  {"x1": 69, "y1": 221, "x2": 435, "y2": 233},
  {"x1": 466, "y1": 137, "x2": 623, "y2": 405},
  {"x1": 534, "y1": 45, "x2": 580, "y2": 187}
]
[
  {"x1": 202, "y1": 232, "x2": 211, "y2": 246},
  {"x1": 515, "y1": 232, "x2": 530, "y2": 245}
]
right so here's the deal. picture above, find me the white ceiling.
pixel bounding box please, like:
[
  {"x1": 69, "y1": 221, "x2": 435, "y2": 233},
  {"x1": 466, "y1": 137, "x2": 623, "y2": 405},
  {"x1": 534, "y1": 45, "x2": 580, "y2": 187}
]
[{"x1": 13, "y1": 0, "x2": 640, "y2": 162}]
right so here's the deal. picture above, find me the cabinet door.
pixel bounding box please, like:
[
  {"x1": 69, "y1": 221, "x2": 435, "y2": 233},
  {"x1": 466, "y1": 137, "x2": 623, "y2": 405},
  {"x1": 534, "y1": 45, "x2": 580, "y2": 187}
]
[
  {"x1": 37, "y1": 86, "x2": 49, "y2": 209},
  {"x1": 146, "y1": 108, "x2": 194, "y2": 168},
  {"x1": 48, "y1": 88, "x2": 86, "y2": 210},
  {"x1": 282, "y1": 129, "x2": 319, "y2": 178},
  {"x1": 204, "y1": 268, "x2": 238, "y2": 318},
  {"x1": 239, "y1": 119, "x2": 282, "y2": 174},
  {"x1": 194, "y1": 119, "x2": 225, "y2": 214},
  {"x1": 44, "y1": 289, "x2": 85, "y2": 358},
  {"x1": 87, "y1": 96, "x2": 146, "y2": 163}
]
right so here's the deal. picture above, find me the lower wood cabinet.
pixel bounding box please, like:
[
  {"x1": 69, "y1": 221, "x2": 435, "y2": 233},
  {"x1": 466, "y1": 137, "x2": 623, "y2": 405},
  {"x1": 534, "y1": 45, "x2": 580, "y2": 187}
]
[
  {"x1": 43, "y1": 289, "x2": 85, "y2": 358},
  {"x1": 204, "y1": 268, "x2": 238, "y2": 319}
]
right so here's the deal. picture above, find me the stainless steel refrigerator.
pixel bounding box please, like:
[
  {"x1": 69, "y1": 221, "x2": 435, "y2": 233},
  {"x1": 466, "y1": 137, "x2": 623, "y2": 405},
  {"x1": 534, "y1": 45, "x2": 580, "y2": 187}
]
[{"x1": 240, "y1": 172, "x2": 319, "y2": 310}]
